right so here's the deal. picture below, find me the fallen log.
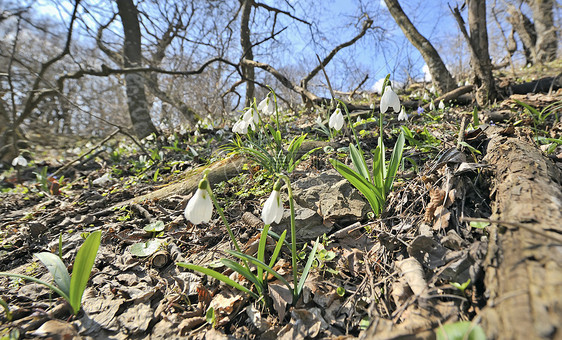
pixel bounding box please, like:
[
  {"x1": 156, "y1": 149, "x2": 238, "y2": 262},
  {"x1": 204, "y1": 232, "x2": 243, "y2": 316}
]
[{"x1": 480, "y1": 136, "x2": 562, "y2": 339}]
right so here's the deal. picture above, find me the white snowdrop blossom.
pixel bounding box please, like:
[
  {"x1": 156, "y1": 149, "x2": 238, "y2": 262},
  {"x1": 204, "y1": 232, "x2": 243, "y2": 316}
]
[
  {"x1": 464, "y1": 80, "x2": 470, "y2": 86},
  {"x1": 398, "y1": 107, "x2": 408, "y2": 121},
  {"x1": 257, "y1": 96, "x2": 275, "y2": 115},
  {"x1": 185, "y1": 187, "x2": 213, "y2": 224},
  {"x1": 262, "y1": 189, "x2": 283, "y2": 225},
  {"x1": 242, "y1": 107, "x2": 258, "y2": 129},
  {"x1": 429, "y1": 101, "x2": 436, "y2": 111},
  {"x1": 438, "y1": 100, "x2": 445, "y2": 110},
  {"x1": 232, "y1": 119, "x2": 249, "y2": 134},
  {"x1": 380, "y1": 86, "x2": 400, "y2": 113},
  {"x1": 329, "y1": 108, "x2": 345, "y2": 131},
  {"x1": 12, "y1": 155, "x2": 27, "y2": 167},
  {"x1": 316, "y1": 115, "x2": 323, "y2": 125},
  {"x1": 423, "y1": 93, "x2": 430, "y2": 101},
  {"x1": 92, "y1": 173, "x2": 112, "y2": 186},
  {"x1": 429, "y1": 85, "x2": 436, "y2": 94}
]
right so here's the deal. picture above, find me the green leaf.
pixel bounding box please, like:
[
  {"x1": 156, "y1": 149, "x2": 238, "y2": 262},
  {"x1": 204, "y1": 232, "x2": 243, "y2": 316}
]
[
  {"x1": 177, "y1": 262, "x2": 259, "y2": 299},
  {"x1": 296, "y1": 238, "x2": 319, "y2": 299},
  {"x1": 257, "y1": 224, "x2": 270, "y2": 283},
  {"x1": 0, "y1": 272, "x2": 70, "y2": 305},
  {"x1": 269, "y1": 230, "x2": 286, "y2": 268},
  {"x1": 34, "y1": 252, "x2": 71, "y2": 295},
  {"x1": 436, "y1": 321, "x2": 486, "y2": 340},
  {"x1": 221, "y1": 259, "x2": 263, "y2": 294},
  {"x1": 330, "y1": 158, "x2": 383, "y2": 214},
  {"x1": 336, "y1": 287, "x2": 345, "y2": 297},
  {"x1": 144, "y1": 220, "x2": 165, "y2": 233},
  {"x1": 69, "y1": 230, "x2": 101, "y2": 314},
  {"x1": 469, "y1": 221, "x2": 489, "y2": 229},
  {"x1": 349, "y1": 143, "x2": 371, "y2": 182},
  {"x1": 0, "y1": 297, "x2": 12, "y2": 321},
  {"x1": 384, "y1": 131, "x2": 405, "y2": 194},
  {"x1": 129, "y1": 239, "x2": 162, "y2": 257},
  {"x1": 227, "y1": 251, "x2": 293, "y2": 293},
  {"x1": 206, "y1": 307, "x2": 216, "y2": 327}
]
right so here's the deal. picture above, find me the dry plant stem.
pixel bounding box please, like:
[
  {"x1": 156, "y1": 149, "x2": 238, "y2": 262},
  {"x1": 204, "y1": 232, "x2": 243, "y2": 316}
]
[
  {"x1": 456, "y1": 116, "x2": 467, "y2": 150},
  {"x1": 460, "y1": 217, "x2": 562, "y2": 244}
]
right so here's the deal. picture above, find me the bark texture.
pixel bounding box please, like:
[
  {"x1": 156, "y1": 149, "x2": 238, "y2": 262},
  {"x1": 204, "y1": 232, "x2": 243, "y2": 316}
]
[
  {"x1": 529, "y1": 0, "x2": 558, "y2": 63},
  {"x1": 384, "y1": 0, "x2": 456, "y2": 93},
  {"x1": 452, "y1": 0, "x2": 497, "y2": 105},
  {"x1": 116, "y1": 0, "x2": 158, "y2": 139},
  {"x1": 481, "y1": 136, "x2": 562, "y2": 339},
  {"x1": 240, "y1": 0, "x2": 255, "y2": 107}
]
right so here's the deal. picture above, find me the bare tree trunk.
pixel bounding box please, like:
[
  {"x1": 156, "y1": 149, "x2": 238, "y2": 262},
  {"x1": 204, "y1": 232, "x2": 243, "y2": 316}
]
[
  {"x1": 506, "y1": 4, "x2": 537, "y2": 65},
  {"x1": 240, "y1": 0, "x2": 255, "y2": 107},
  {"x1": 383, "y1": 0, "x2": 456, "y2": 94},
  {"x1": 528, "y1": 0, "x2": 558, "y2": 63},
  {"x1": 116, "y1": 0, "x2": 158, "y2": 139},
  {"x1": 451, "y1": 0, "x2": 497, "y2": 106}
]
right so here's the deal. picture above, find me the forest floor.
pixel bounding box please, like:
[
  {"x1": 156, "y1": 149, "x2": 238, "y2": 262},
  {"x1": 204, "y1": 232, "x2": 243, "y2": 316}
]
[{"x1": 0, "y1": 62, "x2": 561, "y2": 340}]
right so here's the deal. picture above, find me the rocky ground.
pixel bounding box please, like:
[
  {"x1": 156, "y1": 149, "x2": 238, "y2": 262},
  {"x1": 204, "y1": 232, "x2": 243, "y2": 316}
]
[{"x1": 0, "y1": 67, "x2": 561, "y2": 339}]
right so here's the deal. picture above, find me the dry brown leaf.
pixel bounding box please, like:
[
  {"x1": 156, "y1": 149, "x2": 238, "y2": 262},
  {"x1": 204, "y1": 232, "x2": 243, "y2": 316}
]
[
  {"x1": 432, "y1": 206, "x2": 451, "y2": 230},
  {"x1": 424, "y1": 188, "x2": 445, "y2": 223},
  {"x1": 208, "y1": 291, "x2": 244, "y2": 326},
  {"x1": 396, "y1": 257, "x2": 426, "y2": 296},
  {"x1": 269, "y1": 282, "x2": 292, "y2": 321}
]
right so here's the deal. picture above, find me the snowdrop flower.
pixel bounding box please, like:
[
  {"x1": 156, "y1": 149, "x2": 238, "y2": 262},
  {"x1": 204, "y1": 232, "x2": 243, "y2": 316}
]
[
  {"x1": 92, "y1": 173, "x2": 111, "y2": 186},
  {"x1": 398, "y1": 107, "x2": 408, "y2": 121},
  {"x1": 380, "y1": 86, "x2": 400, "y2": 113},
  {"x1": 429, "y1": 101, "x2": 436, "y2": 111},
  {"x1": 423, "y1": 93, "x2": 430, "y2": 101},
  {"x1": 464, "y1": 80, "x2": 470, "y2": 86},
  {"x1": 329, "y1": 108, "x2": 344, "y2": 131},
  {"x1": 429, "y1": 85, "x2": 436, "y2": 94},
  {"x1": 257, "y1": 95, "x2": 275, "y2": 115},
  {"x1": 242, "y1": 107, "x2": 258, "y2": 129},
  {"x1": 232, "y1": 119, "x2": 249, "y2": 134},
  {"x1": 438, "y1": 100, "x2": 445, "y2": 110},
  {"x1": 262, "y1": 188, "x2": 283, "y2": 225},
  {"x1": 12, "y1": 155, "x2": 27, "y2": 167},
  {"x1": 315, "y1": 115, "x2": 323, "y2": 125},
  {"x1": 185, "y1": 180, "x2": 213, "y2": 224},
  {"x1": 457, "y1": 81, "x2": 464, "y2": 87},
  {"x1": 139, "y1": 155, "x2": 147, "y2": 164}
]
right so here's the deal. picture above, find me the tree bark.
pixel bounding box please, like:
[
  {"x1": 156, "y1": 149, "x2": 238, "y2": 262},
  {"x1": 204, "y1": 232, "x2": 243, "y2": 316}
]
[
  {"x1": 240, "y1": 0, "x2": 255, "y2": 107},
  {"x1": 506, "y1": 4, "x2": 537, "y2": 65},
  {"x1": 383, "y1": 0, "x2": 456, "y2": 94},
  {"x1": 451, "y1": 0, "x2": 497, "y2": 106},
  {"x1": 528, "y1": 0, "x2": 558, "y2": 63},
  {"x1": 116, "y1": 0, "x2": 158, "y2": 139}
]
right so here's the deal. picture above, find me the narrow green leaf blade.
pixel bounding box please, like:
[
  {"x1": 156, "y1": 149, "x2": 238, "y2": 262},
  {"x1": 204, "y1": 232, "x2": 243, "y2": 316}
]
[
  {"x1": 34, "y1": 252, "x2": 71, "y2": 296},
  {"x1": 269, "y1": 230, "x2": 287, "y2": 268},
  {"x1": 227, "y1": 251, "x2": 293, "y2": 293},
  {"x1": 0, "y1": 272, "x2": 70, "y2": 303},
  {"x1": 296, "y1": 238, "x2": 319, "y2": 298},
  {"x1": 69, "y1": 230, "x2": 101, "y2": 314},
  {"x1": 330, "y1": 158, "x2": 384, "y2": 214},
  {"x1": 349, "y1": 143, "x2": 371, "y2": 182},
  {"x1": 177, "y1": 262, "x2": 259, "y2": 299},
  {"x1": 384, "y1": 131, "x2": 405, "y2": 194},
  {"x1": 221, "y1": 259, "x2": 263, "y2": 294}
]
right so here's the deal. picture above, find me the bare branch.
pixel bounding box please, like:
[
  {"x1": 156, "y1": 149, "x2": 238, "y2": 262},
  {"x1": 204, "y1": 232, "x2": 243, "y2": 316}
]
[
  {"x1": 253, "y1": 2, "x2": 311, "y2": 25},
  {"x1": 301, "y1": 18, "x2": 373, "y2": 90}
]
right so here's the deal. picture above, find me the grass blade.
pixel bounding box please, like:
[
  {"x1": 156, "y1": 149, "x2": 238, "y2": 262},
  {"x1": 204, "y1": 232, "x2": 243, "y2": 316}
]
[
  {"x1": 69, "y1": 230, "x2": 101, "y2": 314},
  {"x1": 228, "y1": 251, "x2": 293, "y2": 293},
  {"x1": 0, "y1": 272, "x2": 70, "y2": 303},
  {"x1": 296, "y1": 238, "x2": 319, "y2": 299},
  {"x1": 257, "y1": 224, "x2": 270, "y2": 284},
  {"x1": 384, "y1": 131, "x2": 405, "y2": 194},
  {"x1": 269, "y1": 230, "x2": 287, "y2": 268},
  {"x1": 177, "y1": 262, "x2": 259, "y2": 299},
  {"x1": 220, "y1": 259, "x2": 263, "y2": 294},
  {"x1": 349, "y1": 143, "x2": 371, "y2": 182}
]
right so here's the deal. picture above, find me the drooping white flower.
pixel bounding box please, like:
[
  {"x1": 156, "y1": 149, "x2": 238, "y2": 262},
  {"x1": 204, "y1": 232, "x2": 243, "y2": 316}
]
[
  {"x1": 329, "y1": 108, "x2": 344, "y2": 131},
  {"x1": 257, "y1": 96, "x2": 275, "y2": 115},
  {"x1": 429, "y1": 101, "x2": 436, "y2": 111},
  {"x1": 423, "y1": 93, "x2": 430, "y2": 101},
  {"x1": 438, "y1": 100, "x2": 445, "y2": 110},
  {"x1": 398, "y1": 107, "x2": 408, "y2": 121},
  {"x1": 92, "y1": 173, "x2": 112, "y2": 186},
  {"x1": 242, "y1": 107, "x2": 258, "y2": 129},
  {"x1": 232, "y1": 119, "x2": 249, "y2": 134},
  {"x1": 380, "y1": 86, "x2": 400, "y2": 113},
  {"x1": 315, "y1": 115, "x2": 323, "y2": 125},
  {"x1": 464, "y1": 80, "x2": 470, "y2": 86},
  {"x1": 429, "y1": 85, "x2": 436, "y2": 94},
  {"x1": 185, "y1": 187, "x2": 213, "y2": 224},
  {"x1": 262, "y1": 189, "x2": 283, "y2": 225},
  {"x1": 12, "y1": 155, "x2": 27, "y2": 167}
]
